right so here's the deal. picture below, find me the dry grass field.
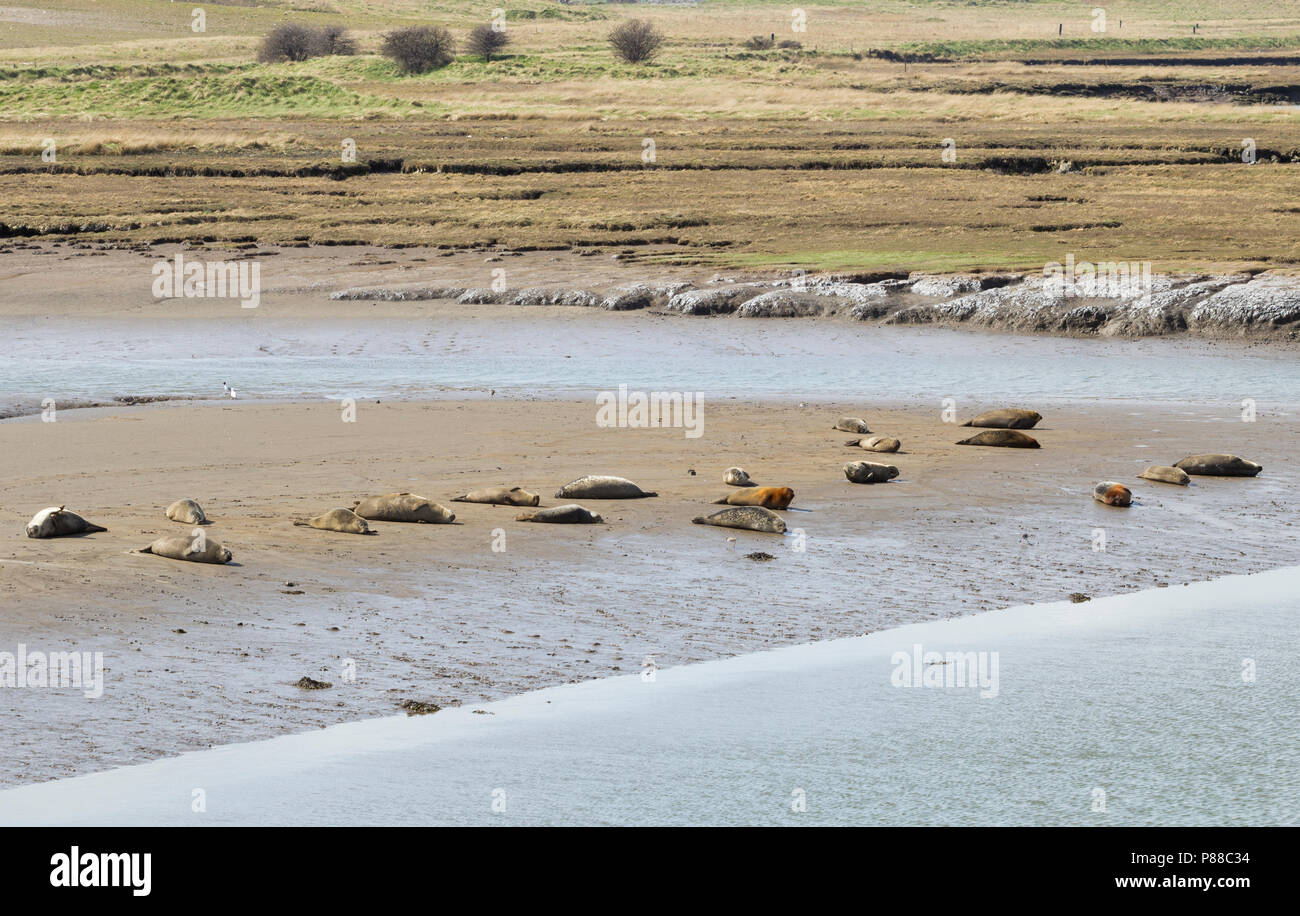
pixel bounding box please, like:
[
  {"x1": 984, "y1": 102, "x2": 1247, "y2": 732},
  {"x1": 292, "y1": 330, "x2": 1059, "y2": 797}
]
[{"x1": 2, "y1": 0, "x2": 1300, "y2": 271}]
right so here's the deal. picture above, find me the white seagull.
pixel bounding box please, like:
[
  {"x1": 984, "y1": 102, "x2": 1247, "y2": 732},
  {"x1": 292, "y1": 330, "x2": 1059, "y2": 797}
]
[{"x1": 222, "y1": 381, "x2": 237, "y2": 399}]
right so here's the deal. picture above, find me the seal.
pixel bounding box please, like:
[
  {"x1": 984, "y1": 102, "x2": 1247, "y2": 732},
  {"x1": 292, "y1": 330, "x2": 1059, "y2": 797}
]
[
  {"x1": 833, "y1": 417, "x2": 871, "y2": 434},
  {"x1": 1137, "y1": 465, "x2": 1190, "y2": 486},
  {"x1": 1092, "y1": 481, "x2": 1133, "y2": 507},
  {"x1": 956, "y1": 430, "x2": 1040, "y2": 448},
  {"x1": 165, "y1": 498, "x2": 208, "y2": 525},
  {"x1": 294, "y1": 508, "x2": 375, "y2": 535},
  {"x1": 961, "y1": 408, "x2": 1042, "y2": 429},
  {"x1": 692, "y1": 506, "x2": 787, "y2": 534},
  {"x1": 712, "y1": 486, "x2": 794, "y2": 509},
  {"x1": 451, "y1": 486, "x2": 540, "y2": 507},
  {"x1": 516, "y1": 504, "x2": 603, "y2": 524},
  {"x1": 139, "y1": 533, "x2": 233, "y2": 564},
  {"x1": 843, "y1": 461, "x2": 899, "y2": 484},
  {"x1": 353, "y1": 493, "x2": 456, "y2": 524},
  {"x1": 1173, "y1": 454, "x2": 1262, "y2": 477},
  {"x1": 25, "y1": 506, "x2": 107, "y2": 539},
  {"x1": 723, "y1": 467, "x2": 756, "y2": 487},
  {"x1": 846, "y1": 436, "x2": 901, "y2": 453},
  {"x1": 554, "y1": 476, "x2": 657, "y2": 499}
]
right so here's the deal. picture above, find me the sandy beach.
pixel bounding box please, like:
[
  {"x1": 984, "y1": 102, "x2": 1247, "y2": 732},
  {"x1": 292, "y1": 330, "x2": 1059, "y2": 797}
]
[{"x1": 1, "y1": 394, "x2": 1294, "y2": 786}]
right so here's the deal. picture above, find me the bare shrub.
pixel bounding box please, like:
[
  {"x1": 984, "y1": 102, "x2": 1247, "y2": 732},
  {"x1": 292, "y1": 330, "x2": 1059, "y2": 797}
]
[
  {"x1": 258, "y1": 24, "x2": 357, "y2": 62},
  {"x1": 466, "y1": 23, "x2": 511, "y2": 61},
  {"x1": 259, "y1": 24, "x2": 322, "y2": 63},
  {"x1": 382, "y1": 25, "x2": 456, "y2": 74},
  {"x1": 317, "y1": 25, "x2": 357, "y2": 56},
  {"x1": 608, "y1": 19, "x2": 664, "y2": 64},
  {"x1": 742, "y1": 35, "x2": 775, "y2": 51}
]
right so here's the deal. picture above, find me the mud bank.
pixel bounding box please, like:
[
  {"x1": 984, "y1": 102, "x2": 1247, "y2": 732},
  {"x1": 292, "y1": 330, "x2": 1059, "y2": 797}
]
[{"x1": 333, "y1": 269, "x2": 1300, "y2": 339}]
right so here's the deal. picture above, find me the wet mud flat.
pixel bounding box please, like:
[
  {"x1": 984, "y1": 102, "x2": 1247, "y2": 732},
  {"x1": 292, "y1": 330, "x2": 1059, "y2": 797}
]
[{"x1": 0, "y1": 397, "x2": 1294, "y2": 787}]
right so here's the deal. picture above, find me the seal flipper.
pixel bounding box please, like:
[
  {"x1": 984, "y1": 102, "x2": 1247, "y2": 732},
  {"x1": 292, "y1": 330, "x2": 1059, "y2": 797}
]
[{"x1": 84, "y1": 523, "x2": 108, "y2": 533}]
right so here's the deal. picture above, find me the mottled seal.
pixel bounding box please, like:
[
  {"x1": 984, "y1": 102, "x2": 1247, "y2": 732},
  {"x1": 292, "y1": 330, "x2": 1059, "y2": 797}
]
[
  {"x1": 353, "y1": 493, "x2": 456, "y2": 524},
  {"x1": 516, "y1": 504, "x2": 603, "y2": 524},
  {"x1": 140, "y1": 533, "x2": 233, "y2": 564},
  {"x1": 165, "y1": 498, "x2": 207, "y2": 525},
  {"x1": 1173, "y1": 454, "x2": 1262, "y2": 477},
  {"x1": 712, "y1": 486, "x2": 795, "y2": 509},
  {"x1": 723, "y1": 467, "x2": 756, "y2": 487},
  {"x1": 846, "y1": 436, "x2": 901, "y2": 453},
  {"x1": 692, "y1": 506, "x2": 787, "y2": 534},
  {"x1": 843, "y1": 461, "x2": 899, "y2": 484},
  {"x1": 25, "y1": 506, "x2": 107, "y2": 539},
  {"x1": 833, "y1": 417, "x2": 871, "y2": 434},
  {"x1": 554, "y1": 476, "x2": 657, "y2": 499},
  {"x1": 294, "y1": 508, "x2": 374, "y2": 535},
  {"x1": 1138, "y1": 465, "x2": 1191, "y2": 486},
  {"x1": 451, "y1": 486, "x2": 540, "y2": 507},
  {"x1": 961, "y1": 409, "x2": 1042, "y2": 430},
  {"x1": 1092, "y1": 481, "x2": 1133, "y2": 507},
  {"x1": 956, "y1": 430, "x2": 1040, "y2": 448}
]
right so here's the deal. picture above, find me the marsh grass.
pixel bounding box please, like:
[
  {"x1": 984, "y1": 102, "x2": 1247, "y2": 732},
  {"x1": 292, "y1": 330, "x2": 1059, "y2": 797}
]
[{"x1": 2, "y1": 0, "x2": 1299, "y2": 270}]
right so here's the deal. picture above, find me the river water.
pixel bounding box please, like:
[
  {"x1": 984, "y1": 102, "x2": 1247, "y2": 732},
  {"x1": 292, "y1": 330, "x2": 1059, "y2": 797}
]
[
  {"x1": 3, "y1": 314, "x2": 1298, "y2": 412},
  {"x1": 1, "y1": 566, "x2": 1294, "y2": 826}
]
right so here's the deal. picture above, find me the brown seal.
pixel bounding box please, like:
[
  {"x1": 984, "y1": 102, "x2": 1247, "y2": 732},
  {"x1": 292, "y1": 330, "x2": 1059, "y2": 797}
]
[
  {"x1": 1092, "y1": 481, "x2": 1132, "y2": 507},
  {"x1": 960, "y1": 408, "x2": 1042, "y2": 429},
  {"x1": 956, "y1": 430, "x2": 1040, "y2": 448},
  {"x1": 712, "y1": 486, "x2": 794, "y2": 509},
  {"x1": 353, "y1": 493, "x2": 456, "y2": 523},
  {"x1": 1173, "y1": 454, "x2": 1262, "y2": 477}
]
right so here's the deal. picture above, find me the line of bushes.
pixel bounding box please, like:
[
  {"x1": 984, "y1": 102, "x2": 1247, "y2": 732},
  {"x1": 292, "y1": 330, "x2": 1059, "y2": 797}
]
[{"x1": 257, "y1": 19, "x2": 670, "y2": 73}]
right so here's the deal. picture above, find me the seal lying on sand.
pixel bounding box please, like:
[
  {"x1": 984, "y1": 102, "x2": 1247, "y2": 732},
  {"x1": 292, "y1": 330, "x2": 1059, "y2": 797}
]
[
  {"x1": 140, "y1": 533, "x2": 233, "y2": 564},
  {"x1": 956, "y1": 430, "x2": 1040, "y2": 448},
  {"x1": 165, "y1": 498, "x2": 207, "y2": 525},
  {"x1": 712, "y1": 486, "x2": 794, "y2": 509},
  {"x1": 833, "y1": 417, "x2": 871, "y2": 434},
  {"x1": 692, "y1": 506, "x2": 787, "y2": 534},
  {"x1": 555, "y1": 476, "x2": 657, "y2": 499},
  {"x1": 723, "y1": 467, "x2": 756, "y2": 487},
  {"x1": 353, "y1": 493, "x2": 456, "y2": 523},
  {"x1": 843, "y1": 461, "x2": 899, "y2": 484},
  {"x1": 294, "y1": 508, "x2": 374, "y2": 535},
  {"x1": 451, "y1": 486, "x2": 540, "y2": 507},
  {"x1": 1173, "y1": 454, "x2": 1262, "y2": 477},
  {"x1": 961, "y1": 409, "x2": 1042, "y2": 429},
  {"x1": 1093, "y1": 481, "x2": 1133, "y2": 507},
  {"x1": 25, "y1": 506, "x2": 107, "y2": 539},
  {"x1": 1138, "y1": 465, "x2": 1191, "y2": 486},
  {"x1": 845, "y1": 436, "x2": 901, "y2": 453},
  {"x1": 516, "y1": 504, "x2": 603, "y2": 524}
]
